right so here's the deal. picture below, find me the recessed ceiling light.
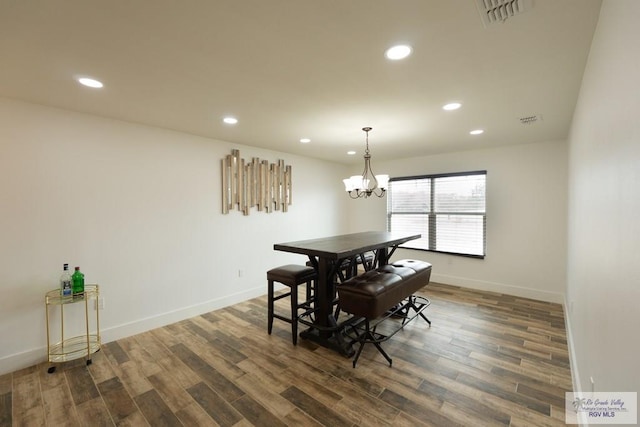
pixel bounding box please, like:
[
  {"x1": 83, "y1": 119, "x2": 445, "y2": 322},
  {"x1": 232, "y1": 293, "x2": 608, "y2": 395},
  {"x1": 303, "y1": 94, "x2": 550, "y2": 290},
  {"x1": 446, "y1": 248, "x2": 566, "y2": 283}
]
[
  {"x1": 385, "y1": 45, "x2": 412, "y2": 60},
  {"x1": 443, "y1": 102, "x2": 462, "y2": 111},
  {"x1": 223, "y1": 117, "x2": 238, "y2": 125},
  {"x1": 77, "y1": 77, "x2": 103, "y2": 88},
  {"x1": 470, "y1": 129, "x2": 484, "y2": 135},
  {"x1": 347, "y1": 151, "x2": 356, "y2": 155},
  {"x1": 300, "y1": 138, "x2": 311, "y2": 144}
]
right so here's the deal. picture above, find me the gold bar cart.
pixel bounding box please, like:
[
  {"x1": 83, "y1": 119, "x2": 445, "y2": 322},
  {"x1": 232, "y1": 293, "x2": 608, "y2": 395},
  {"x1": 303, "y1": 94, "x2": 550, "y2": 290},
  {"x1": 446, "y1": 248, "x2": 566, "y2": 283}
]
[{"x1": 45, "y1": 284, "x2": 101, "y2": 373}]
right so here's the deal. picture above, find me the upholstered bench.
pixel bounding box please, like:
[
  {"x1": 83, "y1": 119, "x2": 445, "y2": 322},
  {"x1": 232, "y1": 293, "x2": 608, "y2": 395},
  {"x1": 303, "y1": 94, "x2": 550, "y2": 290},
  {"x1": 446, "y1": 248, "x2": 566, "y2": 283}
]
[{"x1": 337, "y1": 259, "x2": 432, "y2": 367}]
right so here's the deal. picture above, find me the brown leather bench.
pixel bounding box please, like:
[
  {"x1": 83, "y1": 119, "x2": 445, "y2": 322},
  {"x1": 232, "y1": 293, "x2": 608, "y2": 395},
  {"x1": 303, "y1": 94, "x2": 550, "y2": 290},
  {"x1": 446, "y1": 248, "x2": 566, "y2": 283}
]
[{"x1": 337, "y1": 259, "x2": 432, "y2": 367}]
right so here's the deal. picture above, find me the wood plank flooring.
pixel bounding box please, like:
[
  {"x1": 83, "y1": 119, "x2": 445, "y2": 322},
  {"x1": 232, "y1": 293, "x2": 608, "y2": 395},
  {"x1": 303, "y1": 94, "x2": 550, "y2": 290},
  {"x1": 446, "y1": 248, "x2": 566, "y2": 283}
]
[{"x1": 1, "y1": 282, "x2": 574, "y2": 426}]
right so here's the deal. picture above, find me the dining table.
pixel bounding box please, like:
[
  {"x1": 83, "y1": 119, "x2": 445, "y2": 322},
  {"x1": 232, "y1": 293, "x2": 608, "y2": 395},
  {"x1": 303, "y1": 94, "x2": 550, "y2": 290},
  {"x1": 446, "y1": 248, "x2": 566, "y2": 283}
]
[{"x1": 273, "y1": 230, "x2": 421, "y2": 356}]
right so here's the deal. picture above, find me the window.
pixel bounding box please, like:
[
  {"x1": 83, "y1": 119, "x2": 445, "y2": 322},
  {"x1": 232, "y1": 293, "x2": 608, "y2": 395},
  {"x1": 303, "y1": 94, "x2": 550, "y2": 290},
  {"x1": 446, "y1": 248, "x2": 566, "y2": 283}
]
[{"x1": 387, "y1": 171, "x2": 486, "y2": 258}]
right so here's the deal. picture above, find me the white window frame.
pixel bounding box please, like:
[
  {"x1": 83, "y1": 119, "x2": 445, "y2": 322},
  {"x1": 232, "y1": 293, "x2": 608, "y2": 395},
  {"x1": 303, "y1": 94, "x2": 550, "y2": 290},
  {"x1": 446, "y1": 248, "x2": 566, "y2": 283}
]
[{"x1": 386, "y1": 171, "x2": 487, "y2": 258}]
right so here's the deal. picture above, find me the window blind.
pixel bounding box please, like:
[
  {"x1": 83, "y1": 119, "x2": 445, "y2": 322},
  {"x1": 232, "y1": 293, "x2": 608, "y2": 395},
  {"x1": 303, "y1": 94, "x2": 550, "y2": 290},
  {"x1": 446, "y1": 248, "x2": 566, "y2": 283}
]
[{"x1": 387, "y1": 171, "x2": 486, "y2": 257}]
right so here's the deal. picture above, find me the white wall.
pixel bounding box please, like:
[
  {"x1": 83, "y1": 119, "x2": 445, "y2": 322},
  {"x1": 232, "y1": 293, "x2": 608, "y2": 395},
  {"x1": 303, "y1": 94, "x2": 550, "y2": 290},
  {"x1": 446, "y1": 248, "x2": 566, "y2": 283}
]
[
  {"x1": 348, "y1": 141, "x2": 569, "y2": 303},
  {"x1": 0, "y1": 97, "x2": 573, "y2": 376},
  {"x1": 0, "y1": 98, "x2": 349, "y2": 375},
  {"x1": 567, "y1": 0, "x2": 640, "y2": 395}
]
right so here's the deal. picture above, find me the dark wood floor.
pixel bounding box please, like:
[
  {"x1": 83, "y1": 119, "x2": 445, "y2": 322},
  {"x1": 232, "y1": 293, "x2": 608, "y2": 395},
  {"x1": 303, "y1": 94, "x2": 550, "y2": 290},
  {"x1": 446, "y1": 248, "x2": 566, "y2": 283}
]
[{"x1": 1, "y1": 282, "x2": 573, "y2": 426}]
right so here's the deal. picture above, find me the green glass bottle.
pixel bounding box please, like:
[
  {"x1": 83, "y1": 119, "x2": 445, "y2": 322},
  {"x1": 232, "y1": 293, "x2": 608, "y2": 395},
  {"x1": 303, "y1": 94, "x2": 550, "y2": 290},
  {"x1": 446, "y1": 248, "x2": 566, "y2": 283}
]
[{"x1": 72, "y1": 266, "x2": 84, "y2": 297}]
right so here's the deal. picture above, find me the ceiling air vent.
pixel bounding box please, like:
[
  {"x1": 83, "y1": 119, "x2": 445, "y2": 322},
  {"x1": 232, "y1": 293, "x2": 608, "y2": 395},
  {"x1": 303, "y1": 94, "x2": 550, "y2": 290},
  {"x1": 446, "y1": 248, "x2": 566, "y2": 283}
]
[
  {"x1": 476, "y1": 0, "x2": 532, "y2": 27},
  {"x1": 519, "y1": 114, "x2": 542, "y2": 125}
]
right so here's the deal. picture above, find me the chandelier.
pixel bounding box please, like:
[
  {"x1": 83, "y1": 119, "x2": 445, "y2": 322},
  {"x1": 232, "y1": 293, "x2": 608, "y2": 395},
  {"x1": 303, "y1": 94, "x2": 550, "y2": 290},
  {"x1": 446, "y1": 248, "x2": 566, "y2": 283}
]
[{"x1": 343, "y1": 127, "x2": 389, "y2": 198}]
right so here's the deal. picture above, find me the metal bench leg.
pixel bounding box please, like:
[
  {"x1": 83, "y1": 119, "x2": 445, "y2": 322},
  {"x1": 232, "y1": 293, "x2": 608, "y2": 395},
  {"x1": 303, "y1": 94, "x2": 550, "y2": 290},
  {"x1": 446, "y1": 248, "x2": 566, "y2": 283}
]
[
  {"x1": 419, "y1": 312, "x2": 431, "y2": 325},
  {"x1": 352, "y1": 320, "x2": 393, "y2": 368},
  {"x1": 408, "y1": 295, "x2": 432, "y2": 326},
  {"x1": 373, "y1": 341, "x2": 392, "y2": 367},
  {"x1": 352, "y1": 341, "x2": 366, "y2": 368}
]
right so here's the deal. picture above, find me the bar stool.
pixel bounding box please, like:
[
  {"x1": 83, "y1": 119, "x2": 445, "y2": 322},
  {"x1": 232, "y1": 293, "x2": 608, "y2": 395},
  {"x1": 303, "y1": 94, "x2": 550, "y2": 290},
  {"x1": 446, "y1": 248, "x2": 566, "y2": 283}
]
[{"x1": 267, "y1": 264, "x2": 317, "y2": 345}]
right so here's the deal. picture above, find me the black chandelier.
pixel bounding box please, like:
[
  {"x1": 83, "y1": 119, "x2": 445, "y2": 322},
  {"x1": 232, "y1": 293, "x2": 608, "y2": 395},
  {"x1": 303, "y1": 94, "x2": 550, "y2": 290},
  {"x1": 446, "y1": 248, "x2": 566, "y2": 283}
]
[{"x1": 343, "y1": 127, "x2": 389, "y2": 198}]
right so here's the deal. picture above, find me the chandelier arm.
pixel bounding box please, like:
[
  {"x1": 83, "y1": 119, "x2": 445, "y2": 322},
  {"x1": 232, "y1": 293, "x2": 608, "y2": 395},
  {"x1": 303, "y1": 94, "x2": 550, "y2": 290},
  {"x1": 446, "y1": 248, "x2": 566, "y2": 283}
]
[
  {"x1": 347, "y1": 189, "x2": 369, "y2": 198},
  {"x1": 372, "y1": 187, "x2": 386, "y2": 197},
  {"x1": 368, "y1": 164, "x2": 380, "y2": 190},
  {"x1": 343, "y1": 126, "x2": 386, "y2": 199},
  {"x1": 361, "y1": 161, "x2": 369, "y2": 179},
  {"x1": 362, "y1": 154, "x2": 379, "y2": 191}
]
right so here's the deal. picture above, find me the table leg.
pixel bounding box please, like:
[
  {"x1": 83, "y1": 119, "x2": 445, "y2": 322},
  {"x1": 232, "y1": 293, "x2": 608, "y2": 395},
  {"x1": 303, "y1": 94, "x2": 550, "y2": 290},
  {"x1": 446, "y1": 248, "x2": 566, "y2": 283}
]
[
  {"x1": 299, "y1": 258, "x2": 356, "y2": 357},
  {"x1": 378, "y1": 247, "x2": 389, "y2": 266}
]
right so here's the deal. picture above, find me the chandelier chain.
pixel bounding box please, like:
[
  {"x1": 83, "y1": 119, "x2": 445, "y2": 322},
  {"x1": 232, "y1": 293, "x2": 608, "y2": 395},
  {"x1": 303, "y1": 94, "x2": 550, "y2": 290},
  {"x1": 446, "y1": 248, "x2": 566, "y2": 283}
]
[{"x1": 363, "y1": 127, "x2": 372, "y2": 155}]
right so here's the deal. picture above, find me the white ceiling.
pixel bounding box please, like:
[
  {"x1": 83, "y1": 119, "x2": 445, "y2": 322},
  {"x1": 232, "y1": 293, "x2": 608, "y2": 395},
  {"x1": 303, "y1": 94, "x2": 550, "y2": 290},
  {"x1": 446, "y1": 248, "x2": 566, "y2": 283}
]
[{"x1": 0, "y1": 0, "x2": 602, "y2": 164}]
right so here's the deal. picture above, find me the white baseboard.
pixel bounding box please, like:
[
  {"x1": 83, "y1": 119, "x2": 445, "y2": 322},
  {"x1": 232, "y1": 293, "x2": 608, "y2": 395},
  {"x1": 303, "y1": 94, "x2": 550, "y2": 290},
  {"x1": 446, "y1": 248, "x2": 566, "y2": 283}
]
[
  {"x1": 0, "y1": 285, "x2": 266, "y2": 376},
  {"x1": 99, "y1": 285, "x2": 265, "y2": 344},
  {"x1": 0, "y1": 348, "x2": 45, "y2": 377},
  {"x1": 563, "y1": 296, "x2": 581, "y2": 394},
  {"x1": 563, "y1": 295, "x2": 588, "y2": 426},
  {"x1": 430, "y1": 273, "x2": 565, "y2": 304},
  {"x1": 1, "y1": 278, "x2": 568, "y2": 376}
]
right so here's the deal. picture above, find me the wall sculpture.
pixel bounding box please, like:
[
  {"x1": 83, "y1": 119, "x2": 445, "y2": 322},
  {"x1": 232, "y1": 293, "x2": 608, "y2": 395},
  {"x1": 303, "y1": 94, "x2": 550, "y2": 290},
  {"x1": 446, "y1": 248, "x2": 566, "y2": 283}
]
[{"x1": 222, "y1": 149, "x2": 292, "y2": 215}]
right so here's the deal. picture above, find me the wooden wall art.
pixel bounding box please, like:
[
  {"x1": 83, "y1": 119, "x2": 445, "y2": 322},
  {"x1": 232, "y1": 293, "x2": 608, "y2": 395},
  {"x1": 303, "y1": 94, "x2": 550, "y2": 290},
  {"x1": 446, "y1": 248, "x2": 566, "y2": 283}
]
[{"x1": 222, "y1": 149, "x2": 292, "y2": 215}]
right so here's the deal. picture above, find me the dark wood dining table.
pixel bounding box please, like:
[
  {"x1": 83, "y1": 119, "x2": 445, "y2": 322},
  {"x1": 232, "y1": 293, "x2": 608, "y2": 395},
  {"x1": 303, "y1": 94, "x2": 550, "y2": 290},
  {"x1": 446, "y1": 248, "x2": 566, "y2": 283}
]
[{"x1": 274, "y1": 231, "x2": 421, "y2": 356}]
